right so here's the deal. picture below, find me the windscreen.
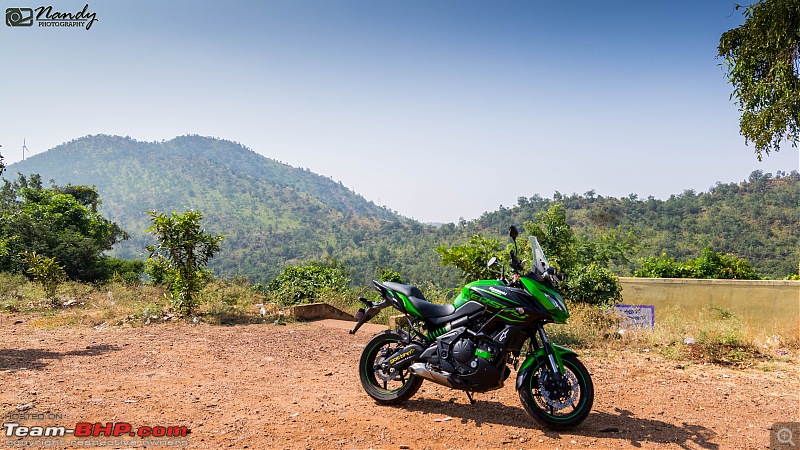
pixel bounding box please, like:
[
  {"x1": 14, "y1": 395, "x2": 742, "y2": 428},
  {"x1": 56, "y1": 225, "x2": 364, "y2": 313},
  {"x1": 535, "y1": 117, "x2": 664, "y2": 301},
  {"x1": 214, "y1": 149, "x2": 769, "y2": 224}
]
[{"x1": 529, "y1": 236, "x2": 549, "y2": 274}]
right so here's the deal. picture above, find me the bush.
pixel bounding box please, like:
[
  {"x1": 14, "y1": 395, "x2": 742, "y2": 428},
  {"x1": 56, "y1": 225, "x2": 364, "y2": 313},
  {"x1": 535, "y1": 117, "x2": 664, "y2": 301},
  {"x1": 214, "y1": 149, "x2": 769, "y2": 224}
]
[
  {"x1": 19, "y1": 251, "x2": 66, "y2": 305},
  {"x1": 96, "y1": 257, "x2": 145, "y2": 284},
  {"x1": 564, "y1": 263, "x2": 622, "y2": 306},
  {"x1": 634, "y1": 248, "x2": 758, "y2": 279},
  {"x1": 435, "y1": 235, "x2": 504, "y2": 282},
  {"x1": 265, "y1": 261, "x2": 349, "y2": 306},
  {"x1": 378, "y1": 269, "x2": 404, "y2": 284}
]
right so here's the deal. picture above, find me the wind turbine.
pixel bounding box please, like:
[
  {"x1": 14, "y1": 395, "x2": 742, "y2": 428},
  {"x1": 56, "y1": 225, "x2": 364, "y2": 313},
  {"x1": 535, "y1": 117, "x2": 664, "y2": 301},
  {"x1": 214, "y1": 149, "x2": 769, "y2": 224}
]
[{"x1": 22, "y1": 138, "x2": 28, "y2": 160}]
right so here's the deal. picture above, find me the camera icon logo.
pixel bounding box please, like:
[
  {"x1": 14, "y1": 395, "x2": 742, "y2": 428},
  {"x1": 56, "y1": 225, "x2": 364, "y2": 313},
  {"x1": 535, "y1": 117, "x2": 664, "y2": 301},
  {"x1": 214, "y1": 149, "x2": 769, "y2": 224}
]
[{"x1": 6, "y1": 8, "x2": 34, "y2": 27}]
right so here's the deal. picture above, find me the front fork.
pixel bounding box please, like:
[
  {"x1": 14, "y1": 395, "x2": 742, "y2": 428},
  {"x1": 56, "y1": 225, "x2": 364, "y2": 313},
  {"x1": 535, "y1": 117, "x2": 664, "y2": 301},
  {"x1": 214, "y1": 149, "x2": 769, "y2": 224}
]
[
  {"x1": 537, "y1": 325, "x2": 562, "y2": 374},
  {"x1": 515, "y1": 325, "x2": 577, "y2": 391}
]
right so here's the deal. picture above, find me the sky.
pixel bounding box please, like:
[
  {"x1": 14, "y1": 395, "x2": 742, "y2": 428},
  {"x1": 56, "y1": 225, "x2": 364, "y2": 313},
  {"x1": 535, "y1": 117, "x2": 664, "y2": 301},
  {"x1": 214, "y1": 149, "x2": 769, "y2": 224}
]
[{"x1": 1, "y1": 0, "x2": 798, "y2": 223}]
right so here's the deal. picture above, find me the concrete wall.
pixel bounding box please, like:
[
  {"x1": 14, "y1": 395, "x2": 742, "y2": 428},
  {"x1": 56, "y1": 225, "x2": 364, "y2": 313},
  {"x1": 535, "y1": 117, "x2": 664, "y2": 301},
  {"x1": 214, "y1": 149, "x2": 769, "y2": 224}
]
[
  {"x1": 618, "y1": 277, "x2": 799, "y2": 333},
  {"x1": 284, "y1": 303, "x2": 356, "y2": 322}
]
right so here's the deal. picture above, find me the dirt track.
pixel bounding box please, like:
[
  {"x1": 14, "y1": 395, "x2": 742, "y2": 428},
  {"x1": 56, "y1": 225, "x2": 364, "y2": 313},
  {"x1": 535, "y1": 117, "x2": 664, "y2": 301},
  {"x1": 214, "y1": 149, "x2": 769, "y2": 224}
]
[{"x1": 1, "y1": 315, "x2": 797, "y2": 449}]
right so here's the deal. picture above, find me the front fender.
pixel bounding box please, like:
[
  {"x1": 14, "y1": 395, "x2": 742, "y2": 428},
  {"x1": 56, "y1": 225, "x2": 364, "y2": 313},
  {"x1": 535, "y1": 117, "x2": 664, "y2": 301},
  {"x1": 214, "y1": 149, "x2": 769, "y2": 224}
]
[{"x1": 515, "y1": 344, "x2": 578, "y2": 391}]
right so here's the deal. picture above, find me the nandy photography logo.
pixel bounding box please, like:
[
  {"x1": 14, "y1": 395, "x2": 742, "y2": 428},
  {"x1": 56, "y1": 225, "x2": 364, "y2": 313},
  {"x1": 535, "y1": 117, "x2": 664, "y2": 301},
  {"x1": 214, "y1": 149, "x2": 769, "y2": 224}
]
[{"x1": 6, "y1": 4, "x2": 97, "y2": 30}]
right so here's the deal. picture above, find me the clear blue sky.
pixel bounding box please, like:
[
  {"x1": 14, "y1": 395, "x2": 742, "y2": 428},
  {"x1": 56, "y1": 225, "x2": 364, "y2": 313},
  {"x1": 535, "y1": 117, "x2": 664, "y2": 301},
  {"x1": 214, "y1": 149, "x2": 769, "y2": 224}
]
[{"x1": 1, "y1": 0, "x2": 797, "y2": 223}]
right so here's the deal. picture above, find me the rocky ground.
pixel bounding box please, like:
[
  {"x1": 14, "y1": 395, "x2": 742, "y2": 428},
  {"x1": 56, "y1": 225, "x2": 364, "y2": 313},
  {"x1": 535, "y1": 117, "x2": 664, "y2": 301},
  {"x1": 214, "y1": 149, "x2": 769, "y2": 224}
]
[{"x1": 1, "y1": 315, "x2": 797, "y2": 449}]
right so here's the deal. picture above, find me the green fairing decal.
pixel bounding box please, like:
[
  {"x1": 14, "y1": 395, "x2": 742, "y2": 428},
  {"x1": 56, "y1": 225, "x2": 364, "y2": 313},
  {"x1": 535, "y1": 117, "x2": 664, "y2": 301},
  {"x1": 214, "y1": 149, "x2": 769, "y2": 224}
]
[
  {"x1": 519, "y1": 277, "x2": 569, "y2": 324},
  {"x1": 454, "y1": 280, "x2": 504, "y2": 308}
]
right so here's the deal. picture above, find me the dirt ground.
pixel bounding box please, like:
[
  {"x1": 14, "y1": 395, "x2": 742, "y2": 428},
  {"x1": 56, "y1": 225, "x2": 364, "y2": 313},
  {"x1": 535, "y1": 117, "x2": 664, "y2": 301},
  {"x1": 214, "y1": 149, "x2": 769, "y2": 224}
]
[{"x1": 1, "y1": 315, "x2": 797, "y2": 450}]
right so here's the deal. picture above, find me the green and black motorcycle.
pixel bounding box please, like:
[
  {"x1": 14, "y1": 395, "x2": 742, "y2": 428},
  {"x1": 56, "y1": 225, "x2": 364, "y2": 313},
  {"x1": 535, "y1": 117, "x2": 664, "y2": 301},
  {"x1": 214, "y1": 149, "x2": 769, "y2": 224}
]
[{"x1": 350, "y1": 226, "x2": 593, "y2": 430}]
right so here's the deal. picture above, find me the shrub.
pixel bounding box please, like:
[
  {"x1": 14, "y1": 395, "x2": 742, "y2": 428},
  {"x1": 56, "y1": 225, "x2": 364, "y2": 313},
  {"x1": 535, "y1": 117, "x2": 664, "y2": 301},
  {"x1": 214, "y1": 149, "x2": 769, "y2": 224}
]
[
  {"x1": 19, "y1": 251, "x2": 66, "y2": 305},
  {"x1": 634, "y1": 248, "x2": 759, "y2": 279},
  {"x1": 564, "y1": 263, "x2": 622, "y2": 306},
  {"x1": 145, "y1": 210, "x2": 224, "y2": 314},
  {"x1": 265, "y1": 261, "x2": 349, "y2": 306}
]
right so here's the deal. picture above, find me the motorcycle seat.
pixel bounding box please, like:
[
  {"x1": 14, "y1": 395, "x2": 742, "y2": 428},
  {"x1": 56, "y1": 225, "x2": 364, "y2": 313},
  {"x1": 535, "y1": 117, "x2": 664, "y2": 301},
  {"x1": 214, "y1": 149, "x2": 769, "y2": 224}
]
[{"x1": 380, "y1": 281, "x2": 456, "y2": 318}]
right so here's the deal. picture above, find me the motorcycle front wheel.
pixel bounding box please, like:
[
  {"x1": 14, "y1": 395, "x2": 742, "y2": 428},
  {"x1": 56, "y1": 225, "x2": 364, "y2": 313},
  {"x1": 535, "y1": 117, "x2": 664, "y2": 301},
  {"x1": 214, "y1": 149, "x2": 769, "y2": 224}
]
[
  {"x1": 519, "y1": 354, "x2": 594, "y2": 430},
  {"x1": 359, "y1": 330, "x2": 423, "y2": 405}
]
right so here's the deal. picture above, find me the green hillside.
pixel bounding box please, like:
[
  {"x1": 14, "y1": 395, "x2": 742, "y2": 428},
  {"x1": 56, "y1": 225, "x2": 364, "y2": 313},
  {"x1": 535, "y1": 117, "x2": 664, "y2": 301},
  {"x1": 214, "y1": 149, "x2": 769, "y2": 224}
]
[
  {"x1": 4, "y1": 135, "x2": 798, "y2": 285},
  {"x1": 461, "y1": 171, "x2": 800, "y2": 278},
  {"x1": 4, "y1": 135, "x2": 458, "y2": 286}
]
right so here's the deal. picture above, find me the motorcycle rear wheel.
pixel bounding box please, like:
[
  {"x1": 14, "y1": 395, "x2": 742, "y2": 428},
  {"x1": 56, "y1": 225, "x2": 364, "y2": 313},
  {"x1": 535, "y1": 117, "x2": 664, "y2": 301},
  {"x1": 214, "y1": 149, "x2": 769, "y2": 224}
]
[
  {"x1": 359, "y1": 331, "x2": 423, "y2": 405},
  {"x1": 519, "y1": 354, "x2": 594, "y2": 430}
]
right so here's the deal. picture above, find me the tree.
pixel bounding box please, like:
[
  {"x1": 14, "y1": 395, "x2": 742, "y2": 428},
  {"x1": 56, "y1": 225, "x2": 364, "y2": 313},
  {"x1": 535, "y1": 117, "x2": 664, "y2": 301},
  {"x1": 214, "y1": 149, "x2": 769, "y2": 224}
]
[
  {"x1": 0, "y1": 175, "x2": 128, "y2": 281},
  {"x1": 0, "y1": 150, "x2": 5, "y2": 176},
  {"x1": 436, "y1": 205, "x2": 625, "y2": 305},
  {"x1": 435, "y1": 235, "x2": 504, "y2": 282},
  {"x1": 524, "y1": 203, "x2": 624, "y2": 305},
  {"x1": 378, "y1": 269, "x2": 405, "y2": 284},
  {"x1": 523, "y1": 204, "x2": 578, "y2": 271},
  {"x1": 718, "y1": 0, "x2": 800, "y2": 160},
  {"x1": 146, "y1": 210, "x2": 224, "y2": 314}
]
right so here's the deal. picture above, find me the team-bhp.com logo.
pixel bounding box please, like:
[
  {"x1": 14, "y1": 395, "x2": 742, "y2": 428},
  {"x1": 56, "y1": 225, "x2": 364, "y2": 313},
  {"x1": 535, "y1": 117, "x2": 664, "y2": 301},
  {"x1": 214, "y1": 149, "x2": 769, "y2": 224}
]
[
  {"x1": 4, "y1": 421, "x2": 189, "y2": 440},
  {"x1": 6, "y1": 4, "x2": 97, "y2": 30}
]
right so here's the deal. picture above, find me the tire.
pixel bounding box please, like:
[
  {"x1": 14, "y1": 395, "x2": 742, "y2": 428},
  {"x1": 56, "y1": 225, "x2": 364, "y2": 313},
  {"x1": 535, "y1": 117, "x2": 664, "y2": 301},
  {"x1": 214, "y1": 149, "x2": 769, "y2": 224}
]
[
  {"x1": 518, "y1": 354, "x2": 594, "y2": 430},
  {"x1": 359, "y1": 331, "x2": 423, "y2": 405}
]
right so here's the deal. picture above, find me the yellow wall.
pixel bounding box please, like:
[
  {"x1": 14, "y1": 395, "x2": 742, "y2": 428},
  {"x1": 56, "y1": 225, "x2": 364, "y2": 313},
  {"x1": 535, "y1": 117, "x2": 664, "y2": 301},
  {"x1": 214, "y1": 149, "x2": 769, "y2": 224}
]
[{"x1": 618, "y1": 277, "x2": 800, "y2": 334}]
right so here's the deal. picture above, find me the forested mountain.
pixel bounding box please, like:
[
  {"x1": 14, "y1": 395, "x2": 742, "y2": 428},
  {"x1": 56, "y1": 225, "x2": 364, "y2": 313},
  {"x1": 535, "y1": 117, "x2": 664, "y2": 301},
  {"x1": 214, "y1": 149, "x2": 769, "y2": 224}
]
[
  {"x1": 4, "y1": 135, "x2": 460, "y2": 285},
  {"x1": 3, "y1": 135, "x2": 798, "y2": 285},
  {"x1": 460, "y1": 170, "x2": 800, "y2": 278}
]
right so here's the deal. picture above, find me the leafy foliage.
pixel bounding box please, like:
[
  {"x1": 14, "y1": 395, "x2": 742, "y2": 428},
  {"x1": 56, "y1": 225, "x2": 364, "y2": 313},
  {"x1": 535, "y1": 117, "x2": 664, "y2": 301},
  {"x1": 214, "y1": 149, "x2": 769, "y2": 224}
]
[
  {"x1": 19, "y1": 251, "x2": 66, "y2": 304},
  {"x1": 436, "y1": 204, "x2": 624, "y2": 305},
  {"x1": 523, "y1": 204, "x2": 624, "y2": 305},
  {"x1": 96, "y1": 257, "x2": 145, "y2": 284},
  {"x1": 634, "y1": 248, "x2": 759, "y2": 279},
  {"x1": 265, "y1": 260, "x2": 350, "y2": 306},
  {"x1": 5, "y1": 135, "x2": 798, "y2": 288},
  {"x1": 4, "y1": 135, "x2": 459, "y2": 288},
  {"x1": 0, "y1": 174, "x2": 128, "y2": 281},
  {"x1": 523, "y1": 204, "x2": 578, "y2": 271},
  {"x1": 378, "y1": 269, "x2": 405, "y2": 284},
  {"x1": 718, "y1": 0, "x2": 800, "y2": 159},
  {"x1": 435, "y1": 235, "x2": 504, "y2": 282},
  {"x1": 467, "y1": 171, "x2": 799, "y2": 279},
  {"x1": 146, "y1": 210, "x2": 224, "y2": 313},
  {"x1": 563, "y1": 263, "x2": 622, "y2": 306}
]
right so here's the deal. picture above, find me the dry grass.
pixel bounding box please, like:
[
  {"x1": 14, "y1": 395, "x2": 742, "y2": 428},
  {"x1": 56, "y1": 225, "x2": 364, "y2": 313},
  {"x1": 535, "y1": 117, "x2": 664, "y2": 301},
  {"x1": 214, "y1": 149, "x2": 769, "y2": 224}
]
[
  {"x1": 552, "y1": 301, "x2": 798, "y2": 369},
  {"x1": 2, "y1": 275, "x2": 795, "y2": 369}
]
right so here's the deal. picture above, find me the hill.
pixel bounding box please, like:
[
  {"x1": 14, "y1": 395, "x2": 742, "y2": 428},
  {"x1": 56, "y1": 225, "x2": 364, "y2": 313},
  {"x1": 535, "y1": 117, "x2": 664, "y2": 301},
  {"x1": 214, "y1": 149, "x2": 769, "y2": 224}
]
[
  {"x1": 461, "y1": 170, "x2": 800, "y2": 278},
  {"x1": 3, "y1": 135, "x2": 458, "y2": 285},
  {"x1": 4, "y1": 135, "x2": 798, "y2": 283}
]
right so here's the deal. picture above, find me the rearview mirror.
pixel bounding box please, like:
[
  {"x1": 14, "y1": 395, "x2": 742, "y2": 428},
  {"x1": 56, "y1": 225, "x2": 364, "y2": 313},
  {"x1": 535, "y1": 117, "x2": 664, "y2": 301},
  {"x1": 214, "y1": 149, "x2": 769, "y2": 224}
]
[
  {"x1": 487, "y1": 256, "x2": 497, "y2": 267},
  {"x1": 509, "y1": 226, "x2": 519, "y2": 240}
]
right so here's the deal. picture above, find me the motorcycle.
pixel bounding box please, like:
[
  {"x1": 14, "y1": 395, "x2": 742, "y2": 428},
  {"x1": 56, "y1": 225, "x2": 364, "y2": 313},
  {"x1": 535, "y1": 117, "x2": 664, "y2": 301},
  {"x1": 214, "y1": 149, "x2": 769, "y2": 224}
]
[{"x1": 350, "y1": 226, "x2": 593, "y2": 430}]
